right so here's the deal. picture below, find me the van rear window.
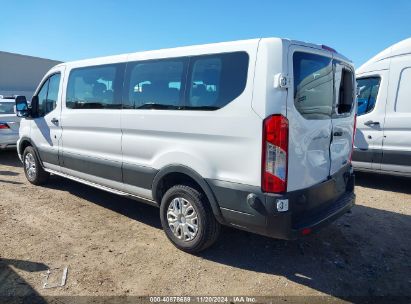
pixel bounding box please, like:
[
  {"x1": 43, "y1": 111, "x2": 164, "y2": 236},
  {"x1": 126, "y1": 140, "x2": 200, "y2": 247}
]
[
  {"x1": 293, "y1": 52, "x2": 333, "y2": 119},
  {"x1": 186, "y1": 52, "x2": 249, "y2": 110},
  {"x1": 334, "y1": 62, "x2": 355, "y2": 115}
]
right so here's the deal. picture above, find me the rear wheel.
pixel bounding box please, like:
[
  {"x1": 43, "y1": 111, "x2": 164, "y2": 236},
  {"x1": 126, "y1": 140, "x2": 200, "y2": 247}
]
[
  {"x1": 23, "y1": 146, "x2": 49, "y2": 185},
  {"x1": 160, "y1": 185, "x2": 220, "y2": 253}
]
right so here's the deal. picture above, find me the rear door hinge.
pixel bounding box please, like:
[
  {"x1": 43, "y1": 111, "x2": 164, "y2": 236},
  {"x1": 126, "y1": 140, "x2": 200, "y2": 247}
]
[{"x1": 274, "y1": 73, "x2": 292, "y2": 89}]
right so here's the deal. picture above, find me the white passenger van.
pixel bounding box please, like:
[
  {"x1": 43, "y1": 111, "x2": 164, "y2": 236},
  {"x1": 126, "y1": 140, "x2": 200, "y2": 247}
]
[
  {"x1": 15, "y1": 38, "x2": 356, "y2": 252},
  {"x1": 354, "y1": 38, "x2": 411, "y2": 176}
]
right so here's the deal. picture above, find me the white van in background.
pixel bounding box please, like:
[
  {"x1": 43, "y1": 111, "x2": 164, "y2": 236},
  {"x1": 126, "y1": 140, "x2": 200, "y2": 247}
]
[
  {"x1": 354, "y1": 38, "x2": 411, "y2": 176},
  {"x1": 15, "y1": 38, "x2": 356, "y2": 252}
]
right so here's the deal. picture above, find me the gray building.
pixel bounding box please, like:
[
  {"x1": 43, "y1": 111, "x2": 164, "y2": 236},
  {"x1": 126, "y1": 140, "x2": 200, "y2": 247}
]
[{"x1": 0, "y1": 51, "x2": 62, "y2": 99}]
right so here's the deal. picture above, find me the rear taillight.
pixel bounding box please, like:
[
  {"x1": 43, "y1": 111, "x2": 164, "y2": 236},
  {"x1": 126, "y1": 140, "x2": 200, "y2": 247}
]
[
  {"x1": 262, "y1": 115, "x2": 289, "y2": 193},
  {"x1": 0, "y1": 123, "x2": 10, "y2": 129},
  {"x1": 301, "y1": 228, "x2": 312, "y2": 236},
  {"x1": 349, "y1": 114, "x2": 357, "y2": 163}
]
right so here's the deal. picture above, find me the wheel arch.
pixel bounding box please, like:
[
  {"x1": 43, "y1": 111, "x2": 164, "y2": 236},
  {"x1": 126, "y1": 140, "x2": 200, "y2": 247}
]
[
  {"x1": 152, "y1": 165, "x2": 225, "y2": 224},
  {"x1": 18, "y1": 137, "x2": 44, "y2": 167}
]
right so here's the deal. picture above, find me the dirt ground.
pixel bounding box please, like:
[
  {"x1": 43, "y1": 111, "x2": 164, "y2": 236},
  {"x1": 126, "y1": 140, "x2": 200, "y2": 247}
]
[{"x1": 0, "y1": 149, "x2": 410, "y2": 302}]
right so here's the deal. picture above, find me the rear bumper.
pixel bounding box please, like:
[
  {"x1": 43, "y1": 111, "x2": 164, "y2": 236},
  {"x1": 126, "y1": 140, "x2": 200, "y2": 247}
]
[
  {"x1": 0, "y1": 133, "x2": 19, "y2": 149},
  {"x1": 207, "y1": 165, "x2": 355, "y2": 240},
  {"x1": 272, "y1": 191, "x2": 355, "y2": 240}
]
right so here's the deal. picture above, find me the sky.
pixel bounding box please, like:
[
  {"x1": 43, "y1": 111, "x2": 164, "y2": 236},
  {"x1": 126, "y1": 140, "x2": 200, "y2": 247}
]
[{"x1": 1, "y1": 0, "x2": 410, "y2": 67}]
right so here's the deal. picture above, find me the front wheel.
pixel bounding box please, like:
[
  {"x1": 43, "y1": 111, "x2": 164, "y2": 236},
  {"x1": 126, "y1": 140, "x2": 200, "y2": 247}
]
[
  {"x1": 23, "y1": 146, "x2": 49, "y2": 185},
  {"x1": 160, "y1": 185, "x2": 220, "y2": 253}
]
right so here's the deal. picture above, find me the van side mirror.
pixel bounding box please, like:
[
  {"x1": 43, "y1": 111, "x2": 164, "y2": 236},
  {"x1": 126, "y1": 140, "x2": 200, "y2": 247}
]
[{"x1": 15, "y1": 95, "x2": 30, "y2": 117}]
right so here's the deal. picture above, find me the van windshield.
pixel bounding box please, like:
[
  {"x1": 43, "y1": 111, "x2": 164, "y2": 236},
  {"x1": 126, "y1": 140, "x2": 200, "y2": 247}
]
[
  {"x1": 356, "y1": 77, "x2": 380, "y2": 115},
  {"x1": 293, "y1": 52, "x2": 333, "y2": 119}
]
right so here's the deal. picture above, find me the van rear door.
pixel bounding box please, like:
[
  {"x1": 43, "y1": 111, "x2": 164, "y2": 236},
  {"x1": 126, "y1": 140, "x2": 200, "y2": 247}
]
[
  {"x1": 286, "y1": 45, "x2": 334, "y2": 191},
  {"x1": 330, "y1": 60, "x2": 356, "y2": 175}
]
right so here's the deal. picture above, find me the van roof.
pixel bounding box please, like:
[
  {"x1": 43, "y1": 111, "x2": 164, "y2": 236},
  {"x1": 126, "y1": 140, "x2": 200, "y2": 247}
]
[
  {"x1": 357, "y1": 37, "x2": 411, "y2": 74},
  {"x1": 56, "y1": 37, "x2": 349, "y2": 69},
  {"x1": 56, "y1": 38, "x2": 262, "y2": 68}
]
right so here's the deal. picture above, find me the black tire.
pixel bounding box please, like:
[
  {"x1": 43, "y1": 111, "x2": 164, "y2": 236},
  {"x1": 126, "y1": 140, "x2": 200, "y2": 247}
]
[
  {"x1": 160, "y1": 185, "x2": 220, "y2": 253},
  {"x1": 22, "y1": 146, "x2": 49, "y2": 185}
]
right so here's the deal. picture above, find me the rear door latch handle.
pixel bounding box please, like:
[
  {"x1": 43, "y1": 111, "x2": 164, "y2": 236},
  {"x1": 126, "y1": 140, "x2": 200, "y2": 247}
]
[{"x1": 364, "y1": 120, "x2": 380, "y2": 126}]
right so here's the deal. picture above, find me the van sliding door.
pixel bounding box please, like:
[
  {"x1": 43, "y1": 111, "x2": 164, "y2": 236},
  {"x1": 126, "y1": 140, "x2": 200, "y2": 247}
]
[
  {"x1": 60, "y1": 61, "x2": 126, "y2": 189},
  {"x1": 381, "y1": 59, "x2": 411, "y2": 174}
]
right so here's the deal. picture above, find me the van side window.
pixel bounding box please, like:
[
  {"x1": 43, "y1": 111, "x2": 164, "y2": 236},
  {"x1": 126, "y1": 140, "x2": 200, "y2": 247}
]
[
  {"x1": 37, "y1": 79, "x2": 49, "y2": 116},
  {"x1": 395, "y1": 67, "x2": 411, "y2": 113},
  {"x1": 293, "y1": 52, "x2": 333, "y2": 119},
  {"x1": 125, "y1": 59, "x2": 187, "y2": 109},
  {"x1": 189, "y1": 57, "x2": 221, "y2": 108},
  {"x1": 334, "y1": 63, "x2": 355, "y2": 115},
  {"x1": 37, "y1": 73, "x2": 61, "y2": 117},
  {"x1": 66, "y1": 64, "x2": 122, "y2": 109},
  {"x1": 187, "y1": 52, "x2": 248, "y2": 110},
  {"x1": 123, "y1": 52, "x2": 249, "y2": 111},
  {"x1": 356, "y1": 77, "x2": 380, "y2": 116}
]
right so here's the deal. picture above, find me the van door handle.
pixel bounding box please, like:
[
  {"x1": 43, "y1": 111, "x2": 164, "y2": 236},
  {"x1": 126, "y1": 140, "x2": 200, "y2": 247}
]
[
  {"x1": 364, "y1": 120, "x2": 379, "y2": 126},
  {"x1": 333, "y1": 131, "x2": 343, "y2": 137},
  {"x1": 51, "y1": 118, "x2": 59, "y2": 124}
]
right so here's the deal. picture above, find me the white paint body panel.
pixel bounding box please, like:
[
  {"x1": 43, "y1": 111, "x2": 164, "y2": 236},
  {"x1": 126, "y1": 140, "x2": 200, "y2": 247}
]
[
  {"x1": 20, "y1": 66, "x2": 65, "y2": 167},
  {"x1": 355, "y1": 37, "x2": 411, "y2": 175},
  {"x1": 286, "y1": 45, "x2": 332, "y2": 191},
  {"x1": 122, "y1": 40, "x2": 261, "y2": 186},
  {"x1": 18, "y1": 37, "x2": 355, "y2": 196},
  {"x1": 354, "y1": 70, "x2": 388, "y2": 171},
  {"x1": 381, "y1": 54, "x2": 411, "y2": 174},
  {"x1": 330, "y1": 61, "x2": 356, "y2": 176}
]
